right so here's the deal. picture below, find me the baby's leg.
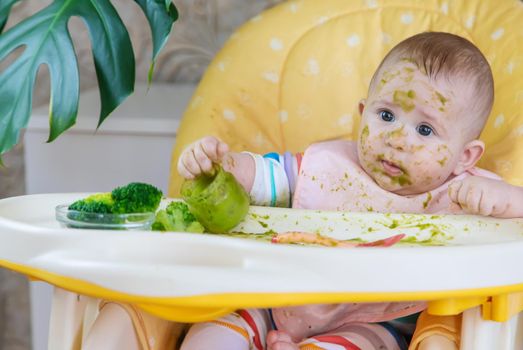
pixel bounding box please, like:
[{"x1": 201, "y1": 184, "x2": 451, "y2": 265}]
[
  {"x1": 83, "y1": 301, "x2": 181, "y2": 350},
  {"x1": 418, "y1": 335, "x2": 458, "y2": 350},
  {"x1": 181, "y1": 309, "x2": 272, "y2": 350},
  {"x1": 409, "y1": 311, "x2": 461, "y2": 350},
  {"x1": 83, "y1": 303, "x2": 139, "y2": 350},
  {"x1": 285, "y1": 323, "x2": 406, "y2": 350},
  {"x1": 266, "y1": 330, "x2": 299, "y2": 350}
]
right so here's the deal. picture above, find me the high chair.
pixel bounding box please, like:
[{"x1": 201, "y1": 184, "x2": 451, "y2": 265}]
[{"x1": 0, "y1": 0, "x2": 522, "y2": 349}]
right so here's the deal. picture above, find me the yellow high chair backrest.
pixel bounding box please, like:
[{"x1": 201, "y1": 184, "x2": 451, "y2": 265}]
[{"x1": 168, "y1": 0, "x2": 523, "y2": 196}]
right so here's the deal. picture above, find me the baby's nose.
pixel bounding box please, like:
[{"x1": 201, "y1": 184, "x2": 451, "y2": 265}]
[{"x1": 385, "y1": 130, "x2": 407, "y2": 151}]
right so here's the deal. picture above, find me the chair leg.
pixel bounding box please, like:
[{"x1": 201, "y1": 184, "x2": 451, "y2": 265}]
[
  {"x1": 48, "y1": 288, "x2": 91, "y2": 350},
  {"x1": 461, "y1": 306, "x2": 523, "y2": 350}
]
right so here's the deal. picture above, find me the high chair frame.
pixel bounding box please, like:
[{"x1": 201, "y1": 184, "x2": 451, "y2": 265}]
[{"x1": 1, "y1": 0, "x2": 523, "y2": 349}]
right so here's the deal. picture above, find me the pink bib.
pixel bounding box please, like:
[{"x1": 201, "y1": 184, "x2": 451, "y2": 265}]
[{"x1": 273, "y1": 140, "x2": 499, "y2": 341}]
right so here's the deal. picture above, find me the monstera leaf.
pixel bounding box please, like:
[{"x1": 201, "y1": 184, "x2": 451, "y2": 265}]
[
  {"x1": 0, "y1": 0, "x2": 178, "y2": 159},
  {"x1": 0, "y1": 0, "x2": 21, "y2": 32}
]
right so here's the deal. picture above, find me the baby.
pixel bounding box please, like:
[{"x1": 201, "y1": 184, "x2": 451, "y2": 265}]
[{"x1": 176, "y1": 32, "x2": 523, "y2": 350}]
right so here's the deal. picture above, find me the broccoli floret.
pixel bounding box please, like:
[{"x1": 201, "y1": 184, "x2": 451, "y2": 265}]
[
  {"x1": 165, "y1": 201, "x2": 198, "y2": 222},
  {"x1": 185, "y1": 221, "x2": 206, "y2": 233},
  {"x1": 152, "y1": 201, "x2": 205, "y2": 233},
  {"x1": 111, "y1": 182, "x2": 163, "y2": 214},
  {"x1": 68, "y1": 182, "x2": 163, "y2": 214},
  {"x1": 69, "y1": 193, "x2": 114, "y2": 213},
  {"x1": 66, "y1": 193, "x2": 119, "y2": 225},
  {"x1": 151, "y1": 210, "x2": 177, "y2": 231}
]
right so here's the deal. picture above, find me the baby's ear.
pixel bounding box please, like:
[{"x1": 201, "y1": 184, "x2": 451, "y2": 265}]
[
  {"x1": 453, "y1": 140, "x2": 485, "y2": 175},
  {"x1": 359, "y1": 99, "x2": 366, "y2": 115}
]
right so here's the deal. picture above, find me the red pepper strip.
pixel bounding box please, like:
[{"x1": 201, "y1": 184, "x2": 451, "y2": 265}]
[
  {"x1": 271, "y1": 232, "x2": 358, "y2": 247},
  {"x1": 271, "y1": 232, "x2": 406, "y2": 248},
  {"x1": 356, "y1": 233, "x2": 406, "y2": 247}
]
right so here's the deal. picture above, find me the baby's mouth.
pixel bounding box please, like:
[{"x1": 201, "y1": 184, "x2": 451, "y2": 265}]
[{"x1": 380, "y1": 159, "x2": 403, "y2": 176}]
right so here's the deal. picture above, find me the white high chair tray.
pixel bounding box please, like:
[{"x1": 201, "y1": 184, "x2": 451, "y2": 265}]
[{"x1": 1, "y1": 193, "x2": 523, "y2": 299}]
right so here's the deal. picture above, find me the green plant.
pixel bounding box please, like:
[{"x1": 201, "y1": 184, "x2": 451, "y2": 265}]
[{"x1": 0, "y1": 0, "x2": 178, "y2": 162}]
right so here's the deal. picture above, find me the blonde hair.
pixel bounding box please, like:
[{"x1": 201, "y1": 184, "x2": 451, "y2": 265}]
[{"x1": 370, "y1": 32, "x2": 494, "y2": 139}]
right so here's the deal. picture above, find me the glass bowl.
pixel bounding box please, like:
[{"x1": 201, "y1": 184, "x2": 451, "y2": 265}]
[{"x1": 55, "y1": 204, "x2": 155, "y2": 230}]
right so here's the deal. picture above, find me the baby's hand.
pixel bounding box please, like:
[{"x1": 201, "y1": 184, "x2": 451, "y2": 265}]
[
  {"x1": 448, "y1": 176, "x2": 522, "y2": 218},
  {"x1": 177, "y1": 136, "x2": 229, "y2": 179}
]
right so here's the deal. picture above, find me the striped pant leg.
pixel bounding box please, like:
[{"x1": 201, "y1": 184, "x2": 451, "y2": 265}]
[
  {"x1": 180, "y1": 309, "x2": 272, "y2": 350},
  {"x1": 298, "y1": 323, "x2": 408, "y2": 350}
]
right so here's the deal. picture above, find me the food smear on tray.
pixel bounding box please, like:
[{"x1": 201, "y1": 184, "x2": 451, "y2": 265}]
[{"x1": 60, "y1": 181, "x2": 443, "y2": 247}]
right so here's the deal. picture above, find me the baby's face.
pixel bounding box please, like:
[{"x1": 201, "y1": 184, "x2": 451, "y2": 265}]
[{"x1": 357, "y1": 60, "x2": 474, "y2": 195}]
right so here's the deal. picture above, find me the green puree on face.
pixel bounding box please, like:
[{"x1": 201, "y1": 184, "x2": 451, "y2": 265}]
[
  {"x1": 393, "y1": 89, "x2": 416, "y2": 112},
  {"x1": 181, "y1": 165, "x2": 250, "y2": 233}
]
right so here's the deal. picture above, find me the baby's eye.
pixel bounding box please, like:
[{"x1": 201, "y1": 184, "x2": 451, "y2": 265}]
[
  {"x1": 379, "y1": 110, "x2": 395, "y2": 122},
  {"x1": 417, "y1": 124, "x2": 433, "y2": 136}
]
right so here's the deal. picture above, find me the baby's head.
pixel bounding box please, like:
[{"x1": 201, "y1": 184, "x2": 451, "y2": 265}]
[{"x1": 357, "y1": 32, "x2": 494, "y2": 195}]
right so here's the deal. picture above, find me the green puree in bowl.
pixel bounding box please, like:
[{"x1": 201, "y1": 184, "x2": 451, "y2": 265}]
[{"x1": 181, "y1": 165, "x2": 250, "y2": 233}]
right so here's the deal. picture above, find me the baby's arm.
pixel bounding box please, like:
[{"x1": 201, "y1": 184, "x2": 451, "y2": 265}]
[
  {"x1": 448, "y1": 176, "x2": 523, "y2": 218},
  {"x1": 179, "y1": 136, "x2": 298, "y2": 207},
  {"x1": 177, "y1": 136, "x2": 256, "y2": 193}
]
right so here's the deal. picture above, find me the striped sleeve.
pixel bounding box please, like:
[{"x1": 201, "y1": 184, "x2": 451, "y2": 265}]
[{"x1": 243, "y1": 151, "x2": 302, "y2": 207}]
